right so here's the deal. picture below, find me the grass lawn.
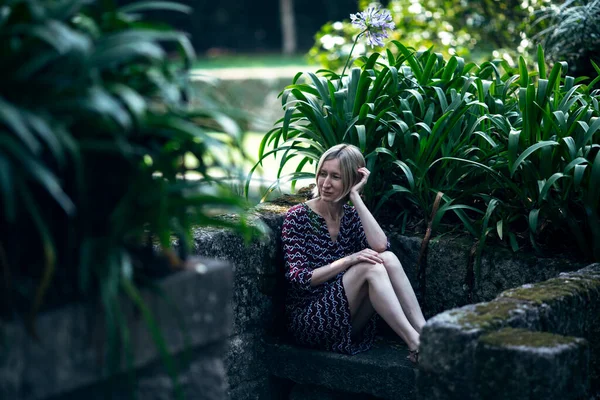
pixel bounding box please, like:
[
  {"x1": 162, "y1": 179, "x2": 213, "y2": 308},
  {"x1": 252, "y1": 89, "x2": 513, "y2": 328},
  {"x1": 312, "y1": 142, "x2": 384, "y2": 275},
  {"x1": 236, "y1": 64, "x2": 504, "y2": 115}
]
[{"x1": 192, "y1": 53, "x2": 310, "y2": 70}]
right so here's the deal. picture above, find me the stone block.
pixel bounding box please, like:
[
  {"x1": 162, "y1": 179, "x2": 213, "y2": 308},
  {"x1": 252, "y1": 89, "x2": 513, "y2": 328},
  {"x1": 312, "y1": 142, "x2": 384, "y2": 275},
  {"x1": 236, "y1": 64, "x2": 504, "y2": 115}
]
[
  {"x1": 60, "y1": 340, "x2": 229, "y2": 400},
  {"x1": 264, "y1": 337, "x2": 416, "y2": 400},
  {"x1": 193, "y1": 227, "x2": 279, "y2": 277},
  {"x1": 387, "y1": 232, "x2": 585, "y2": 318},
  {"x1": 476, "y1": 328, "x2": 589, "y2": 400},
  {"x1": 500, "y1": 270, "x2": 600, "y2": 337},
  {"x1": 289, "y1": 383, "x2": 373, "y2": 400},
  {"x1": 417, "y1": 299, "x2": 542, "y2": 400},
  {"x1": 0, "y1": 258, "x2": 233, "y2": 400},
  {"x1": 231, "y1": 275, "x2": 276, "y2": 335},
  {"x1": 225, "y1": 333, "x2": 268, "y2": 388},
  {"x1": 228, "y1": 378, "x2": 274, "y2": 400}
]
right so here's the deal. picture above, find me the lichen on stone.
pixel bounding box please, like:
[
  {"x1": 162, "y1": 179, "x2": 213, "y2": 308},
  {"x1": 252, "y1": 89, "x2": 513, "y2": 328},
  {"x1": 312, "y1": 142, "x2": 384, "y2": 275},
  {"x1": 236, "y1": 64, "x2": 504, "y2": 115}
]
[
  {"x1": 500, "y1": 276, "x2": 600, "y2": 305},
  {"x1": 480, "y1": 327, "x2": 581, "y2": 350},
  {"x1": 454, "y1": 299, "x2": 528, "y2": 330}
]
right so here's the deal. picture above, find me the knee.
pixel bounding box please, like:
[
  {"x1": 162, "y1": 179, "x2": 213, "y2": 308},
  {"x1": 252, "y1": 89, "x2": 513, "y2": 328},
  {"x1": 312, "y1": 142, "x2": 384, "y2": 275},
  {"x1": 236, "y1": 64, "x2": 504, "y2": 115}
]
[
  {"x1": 363, "y1": 262, "x2": 388, "y2": 281},
  {"x1": 379, "y1": 251, "x2": 405, "y2": 274}
]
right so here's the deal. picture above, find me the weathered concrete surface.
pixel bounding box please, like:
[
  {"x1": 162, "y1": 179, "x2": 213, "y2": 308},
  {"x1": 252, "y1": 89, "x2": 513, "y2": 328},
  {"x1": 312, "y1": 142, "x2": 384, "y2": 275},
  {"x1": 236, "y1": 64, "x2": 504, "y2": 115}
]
[
  {"x1": 390, "y1": 233, "x2": 586, "y2": 317},
  {"x1": 0, "y1": 258, "x2": 232, "y2": 400},
  {"x1": 225, "y1": 333, "x2": 267, "y2": 388},
  {"x1": 476, "y1": 328, "x2": 589, "y2": 400},
  {"x1": 264, "y1": 336, "x2": 417, "y2": 400},
  {"x1": 417, "y1": 263, "x2": 600, "y2": 400},
  {"x1": 289, "y1": 383, "x2": 375, "y2": 400},
  {"x1": 58, "y1": 343, "x2": 229, "y2": 400},
  {"x1": 186, "y1": 198, "x2": 589, "y2": 399},
  {"x1": 227, "y1": 378, "x2": 274, "y2": 400}
]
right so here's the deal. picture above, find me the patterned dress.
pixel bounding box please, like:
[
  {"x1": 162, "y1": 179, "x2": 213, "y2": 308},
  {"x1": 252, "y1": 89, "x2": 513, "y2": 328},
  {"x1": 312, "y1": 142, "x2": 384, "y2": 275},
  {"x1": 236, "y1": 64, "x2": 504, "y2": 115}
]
[{"x1": 282, "y1": 202, "x2": 380, "y2": 355}]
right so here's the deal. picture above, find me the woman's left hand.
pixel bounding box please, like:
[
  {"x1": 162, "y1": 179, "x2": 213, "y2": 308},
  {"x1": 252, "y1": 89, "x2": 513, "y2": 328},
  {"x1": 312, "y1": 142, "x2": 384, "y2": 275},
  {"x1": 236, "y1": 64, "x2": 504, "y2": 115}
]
[{"x1": 350, "y1": 167, "x2": 370, "y2": 195}]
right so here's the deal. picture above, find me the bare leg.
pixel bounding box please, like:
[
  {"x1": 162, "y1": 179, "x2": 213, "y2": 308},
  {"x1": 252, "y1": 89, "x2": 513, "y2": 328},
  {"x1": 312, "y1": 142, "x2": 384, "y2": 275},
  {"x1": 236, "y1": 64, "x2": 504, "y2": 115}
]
[
  {"x1": 348, "y1": 283, "x2": 375, "y2": 338},
  {"x1": 343, "y1": 263, "x2": 420, "y2": 350},
  {"x1": 379, "y1": 251, "x2": 426, "y2": 333}
]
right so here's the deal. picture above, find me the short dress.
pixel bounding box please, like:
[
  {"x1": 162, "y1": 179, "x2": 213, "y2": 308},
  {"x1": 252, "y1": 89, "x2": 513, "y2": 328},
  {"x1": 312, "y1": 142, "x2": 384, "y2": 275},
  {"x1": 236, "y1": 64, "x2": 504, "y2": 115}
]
[{"x1": 282, "y1": 202, "x2": 383, "y2": 355}]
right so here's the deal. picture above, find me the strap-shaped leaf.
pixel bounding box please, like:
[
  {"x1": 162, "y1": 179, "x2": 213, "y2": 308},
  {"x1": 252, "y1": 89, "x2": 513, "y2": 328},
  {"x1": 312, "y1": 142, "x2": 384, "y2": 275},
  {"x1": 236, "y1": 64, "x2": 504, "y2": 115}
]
[{"x1": 510, "y1": 141, "x2": 559, "y2": 177}]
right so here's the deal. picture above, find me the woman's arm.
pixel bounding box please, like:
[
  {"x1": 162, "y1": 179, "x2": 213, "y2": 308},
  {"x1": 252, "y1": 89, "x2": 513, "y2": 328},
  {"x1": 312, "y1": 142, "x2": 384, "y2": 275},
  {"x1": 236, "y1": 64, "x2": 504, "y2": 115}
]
[
  {"x1": 349, "y1": 168, "x2": 388, "y2": 252},
  {"x1": 310, "y1": 248, "x2": 383, "y2": 286},
  {"x1": 283, "y1": 205, "x2": 383, "y2": 289}
]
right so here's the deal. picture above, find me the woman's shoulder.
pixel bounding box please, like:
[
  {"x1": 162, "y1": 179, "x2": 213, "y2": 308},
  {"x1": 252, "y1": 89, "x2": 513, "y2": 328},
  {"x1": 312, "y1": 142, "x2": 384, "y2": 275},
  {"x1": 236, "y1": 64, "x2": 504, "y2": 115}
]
[{"x1": 285, "y1": 203, "x2": 309, "y2": 219}]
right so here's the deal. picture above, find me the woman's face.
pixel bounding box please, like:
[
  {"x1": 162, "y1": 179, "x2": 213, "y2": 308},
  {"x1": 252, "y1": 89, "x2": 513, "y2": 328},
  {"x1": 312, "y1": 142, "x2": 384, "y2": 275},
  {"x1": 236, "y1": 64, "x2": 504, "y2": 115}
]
[{"x1": 317, "y1": 158, "x2": 344, "y2": 202}]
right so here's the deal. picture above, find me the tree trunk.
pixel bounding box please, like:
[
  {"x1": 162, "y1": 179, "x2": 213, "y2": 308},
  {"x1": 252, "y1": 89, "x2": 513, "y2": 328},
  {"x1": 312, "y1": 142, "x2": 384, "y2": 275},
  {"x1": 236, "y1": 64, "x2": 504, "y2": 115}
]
[{"x1": 279, "y1": 0, "x2": 296, "y2": 55}]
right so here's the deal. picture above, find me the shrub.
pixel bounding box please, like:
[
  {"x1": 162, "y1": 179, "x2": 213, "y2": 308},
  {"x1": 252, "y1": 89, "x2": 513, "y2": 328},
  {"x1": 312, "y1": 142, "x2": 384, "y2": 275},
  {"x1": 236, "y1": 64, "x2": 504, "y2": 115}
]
[
  {"x1": 534, "y1": 0, "x2": 600, "y2": 78},
  {"x1": 249, "y1": 41, "x2": 600, "y2": 276},
  {"x1": 0, "y1": 0, "x2": 253, "y2": 386}
]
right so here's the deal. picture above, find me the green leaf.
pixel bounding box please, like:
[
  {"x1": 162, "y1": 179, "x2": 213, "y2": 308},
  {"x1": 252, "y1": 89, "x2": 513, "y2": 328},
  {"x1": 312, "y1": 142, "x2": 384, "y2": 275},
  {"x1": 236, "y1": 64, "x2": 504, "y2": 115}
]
[
  {"x1": 496, "y1": 219, "x2": 504, "y2": 240},
  {"x1": 518, "y1": 56, "x2": 529, "y2": 87},
  {"x1": 392, "y1": 160, "x2": 415, "y2": 191},
  {"x1": 0, "y1": 136, "x2": 75, "y2": 215},
  {"x1": 537, "y1": 44, "x2": 546, "y2": 80},
  {"x1": 355, "y1": 125, "x2": 366, "y2": 152},
  {"x1": 0, "y1": 155, "x2": 15, "y2": 222},
  {"x1": 0, "y1": 98, "x2": 40, "y2": 153},
  {"x1": 586, "y1": 150, "x2": 600, "y2": 210},
  {"x1": 538, "y1": 173, "x2": 568, "y2": 203},
  {"x1": 508, "y1": 232, "x2": 520, "y2": 252},
  {"x1": 474, "y1": 199, "x2": 500, "y2": 281},
  {"x1": 510, "y1": 141, "x2": 559, "y2": 177},
  {"x1": 121, "y1": 278, "x2": 184, "y2": 400},
  {"x1": 529, "y1": 208, "x2": 540, "y2": 234},
  {"x1": 373, "y1": 184, "x2": 414, "y2": 215},
  {"x1": 573, "y1": 164, "x2": 587, "y2": 189},
  {"x1": 119, "y1": 1, "x2": 192, "y2": 14}
]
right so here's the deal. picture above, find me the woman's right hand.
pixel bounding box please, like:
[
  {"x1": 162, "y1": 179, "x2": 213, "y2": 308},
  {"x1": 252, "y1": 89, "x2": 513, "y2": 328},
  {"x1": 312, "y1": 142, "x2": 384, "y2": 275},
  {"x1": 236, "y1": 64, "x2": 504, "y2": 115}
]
[{"x1": 348, "y1": 249, "x2": 383, "y2": 265}]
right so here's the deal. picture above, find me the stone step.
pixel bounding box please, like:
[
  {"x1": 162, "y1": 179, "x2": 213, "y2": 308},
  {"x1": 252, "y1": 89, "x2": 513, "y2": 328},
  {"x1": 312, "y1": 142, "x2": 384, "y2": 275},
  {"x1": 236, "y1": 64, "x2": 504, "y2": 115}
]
[{"x1": 263, "y1": 336, "x2": 417, "y2": 400}]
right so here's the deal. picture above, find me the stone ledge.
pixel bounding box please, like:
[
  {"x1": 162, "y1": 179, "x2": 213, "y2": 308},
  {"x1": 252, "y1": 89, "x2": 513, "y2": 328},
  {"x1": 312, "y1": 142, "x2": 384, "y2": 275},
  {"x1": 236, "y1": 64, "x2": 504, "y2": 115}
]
[
  {"x1": 417, "y1": 263, "x2": 600, "y2": 400},
  {"x1": 0, "y1": 258, "x2": 232, "y2": 400},
  {"x1": 476, "y1": 328, "x2": 589, "y2": 400},
  {"x1": 263, "y1": 336, "x2": 416, "y2": 400}
]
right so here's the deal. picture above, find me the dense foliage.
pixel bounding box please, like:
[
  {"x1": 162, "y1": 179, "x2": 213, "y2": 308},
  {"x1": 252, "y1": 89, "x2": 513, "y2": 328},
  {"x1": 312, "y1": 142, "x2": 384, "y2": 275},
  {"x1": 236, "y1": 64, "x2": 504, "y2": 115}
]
[
  {"x1": 308, "y1": 0, "x2": 553, "y2": 70},
  {"x1": 0, "y1": 0, "x2": 252, "y2": 387},
  {"x1": 534, "y1": 0, "x2": 600, "y2": 78},
  {"x1": 249, "y1": 43, "x2": 600, "y2": 276}
]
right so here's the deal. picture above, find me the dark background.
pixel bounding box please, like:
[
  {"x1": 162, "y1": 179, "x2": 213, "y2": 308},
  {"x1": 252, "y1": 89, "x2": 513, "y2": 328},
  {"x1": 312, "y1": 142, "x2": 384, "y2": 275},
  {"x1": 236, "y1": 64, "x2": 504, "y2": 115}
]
[{"x1": 136, "y1": 0, "x2": 357, "y2": 53}]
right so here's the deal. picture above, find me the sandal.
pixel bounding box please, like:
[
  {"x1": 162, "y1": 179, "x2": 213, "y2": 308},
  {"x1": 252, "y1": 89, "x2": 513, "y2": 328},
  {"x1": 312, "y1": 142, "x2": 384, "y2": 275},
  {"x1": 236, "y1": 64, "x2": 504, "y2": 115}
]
[{"x1": 407, "y1": 349, "x2": 419, "y2": 364}]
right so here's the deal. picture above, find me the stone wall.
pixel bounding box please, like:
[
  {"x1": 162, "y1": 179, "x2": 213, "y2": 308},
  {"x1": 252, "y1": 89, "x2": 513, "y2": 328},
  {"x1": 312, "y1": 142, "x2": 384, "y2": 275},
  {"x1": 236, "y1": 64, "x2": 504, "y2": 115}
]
[
  {"x1": 0, "y1": 258, "x2": 232, "y2": 400},
  {"x1": 1, "y1": 198, "x2": 594, "y2": 400},
  {"x1": 390, "y1": 232, "x2": 586, "y2": 318},
  {"x1": 417, "y1": 263, "x2": 600, "y2": 400},
  {"x1": 188, "y1": 197, "x2": 587, "y2": 399}
]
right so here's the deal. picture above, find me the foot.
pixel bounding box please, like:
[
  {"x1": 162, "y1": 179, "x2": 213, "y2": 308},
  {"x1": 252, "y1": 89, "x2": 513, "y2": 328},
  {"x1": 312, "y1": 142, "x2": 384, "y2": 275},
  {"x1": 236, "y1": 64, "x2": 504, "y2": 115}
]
[{"x1": 407, "y1": 349, "x2": 419, "y2": 364}]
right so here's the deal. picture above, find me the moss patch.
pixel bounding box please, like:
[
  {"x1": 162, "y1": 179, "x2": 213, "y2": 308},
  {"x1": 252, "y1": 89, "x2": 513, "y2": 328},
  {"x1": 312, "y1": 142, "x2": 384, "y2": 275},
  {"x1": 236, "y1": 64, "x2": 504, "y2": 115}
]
[
  {"x1": 455, "y1": 300, "x2": 525, "y2": 330},
  {"x1": 253, "y1": 194, "x2": 307, "y2": 215},
  {"x1": 481, "y1": 327, "x2": 580, "y2": 348},
  {"x1": 502, "y1": 277, "x2": 600, "y2": 305}
]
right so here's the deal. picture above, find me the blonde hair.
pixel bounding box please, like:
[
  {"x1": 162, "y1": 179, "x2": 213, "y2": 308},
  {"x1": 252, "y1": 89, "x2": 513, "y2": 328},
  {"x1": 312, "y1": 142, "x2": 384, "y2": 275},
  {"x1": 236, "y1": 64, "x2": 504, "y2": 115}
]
[{"x1": 313, "y1": 144, "x2": 366, "y2": 202}]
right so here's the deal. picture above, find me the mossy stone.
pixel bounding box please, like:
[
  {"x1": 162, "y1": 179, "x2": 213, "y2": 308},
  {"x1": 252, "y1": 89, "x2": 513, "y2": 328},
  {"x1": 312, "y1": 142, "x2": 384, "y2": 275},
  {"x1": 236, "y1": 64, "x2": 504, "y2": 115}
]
[
  {"x1": 502, "y1": 276, "x2": 600, "y2": 305},
  {"x1": 480, "y1": 327, "x2": 581, "y2": 349}
]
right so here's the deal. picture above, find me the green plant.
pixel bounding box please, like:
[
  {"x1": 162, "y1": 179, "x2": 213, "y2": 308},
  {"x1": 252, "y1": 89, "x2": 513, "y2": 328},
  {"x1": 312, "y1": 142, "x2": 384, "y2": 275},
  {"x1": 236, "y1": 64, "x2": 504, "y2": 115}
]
[
  {"x1": 249, "y1": 34, "x2": 600, "y2": 285},
  {"x1": 534, "y1": 0, "x2": 600, "y2": 78},
  {"x1": 307, "y1": 0, "x2": 555, "y2": 71},
  {"x1": 0, "y1": 0, "x2": 252, "y2": 393}
]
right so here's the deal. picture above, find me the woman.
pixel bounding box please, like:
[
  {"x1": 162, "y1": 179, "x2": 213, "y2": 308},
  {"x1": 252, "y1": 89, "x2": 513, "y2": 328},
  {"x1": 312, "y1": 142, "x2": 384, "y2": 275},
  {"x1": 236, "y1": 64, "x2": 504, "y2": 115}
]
[{"x1": 282, "y1": 144, "x2": 425, "y2": 362}]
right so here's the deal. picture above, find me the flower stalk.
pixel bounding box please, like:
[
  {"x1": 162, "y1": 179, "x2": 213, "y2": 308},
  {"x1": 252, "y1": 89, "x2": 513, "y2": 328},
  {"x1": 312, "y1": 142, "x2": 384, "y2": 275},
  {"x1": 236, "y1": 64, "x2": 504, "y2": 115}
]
[{"x1": 339, "y1": 6, "x2": 395, "y2": 82}]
